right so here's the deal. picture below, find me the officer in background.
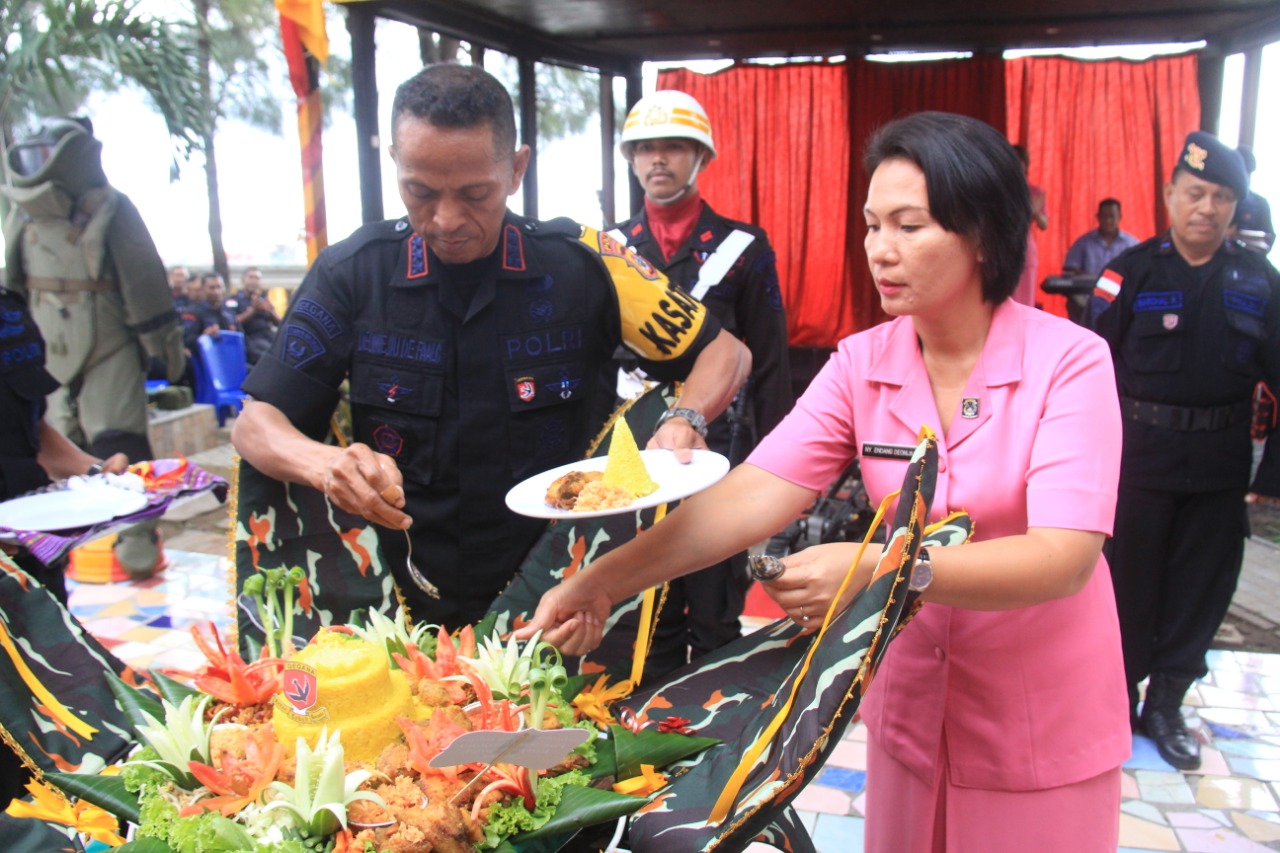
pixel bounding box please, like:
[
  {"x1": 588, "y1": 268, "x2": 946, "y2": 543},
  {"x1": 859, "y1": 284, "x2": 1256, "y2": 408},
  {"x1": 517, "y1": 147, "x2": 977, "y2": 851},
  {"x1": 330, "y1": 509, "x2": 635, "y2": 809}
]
[
  {"x1": 0, "y1": 287, "x2": 130, "y2": 602},
  {"x1": 1231, "y1": 145, "x2": 1275, "y2": 255},
  {"x1": 2, "y1": 117, "x2": 184, "y2": 578},
  {"x1": 231, "y1": 64, "x2": 750, "y2": 629},
  {"x1": 608, "y1": 90, "x2": 792, "y2": 672},
  {"x1": 1092, "y1": 131, "x2": 1280, "y2": 771}
]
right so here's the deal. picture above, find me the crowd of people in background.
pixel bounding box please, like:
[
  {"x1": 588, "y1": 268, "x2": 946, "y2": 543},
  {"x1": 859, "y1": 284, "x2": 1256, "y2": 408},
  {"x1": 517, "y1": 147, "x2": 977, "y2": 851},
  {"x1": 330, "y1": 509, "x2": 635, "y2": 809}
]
[{"x1": 163, "y1": 264, "x2": 282, "y2": 390}]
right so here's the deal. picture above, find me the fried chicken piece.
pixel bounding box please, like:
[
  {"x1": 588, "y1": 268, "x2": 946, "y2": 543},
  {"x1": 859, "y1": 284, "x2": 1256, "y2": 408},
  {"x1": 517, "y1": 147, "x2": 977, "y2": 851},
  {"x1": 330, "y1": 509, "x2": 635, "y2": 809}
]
[{"x1": 544, "y1": 470, "x2": 602, "y2": 510}]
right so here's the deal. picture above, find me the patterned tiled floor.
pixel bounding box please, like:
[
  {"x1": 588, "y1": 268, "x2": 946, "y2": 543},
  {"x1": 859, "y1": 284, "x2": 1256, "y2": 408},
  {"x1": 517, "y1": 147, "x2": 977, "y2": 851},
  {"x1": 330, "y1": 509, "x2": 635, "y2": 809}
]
[{"x1": 68, "y1": 548, "x2": 1280, "y2": 851}]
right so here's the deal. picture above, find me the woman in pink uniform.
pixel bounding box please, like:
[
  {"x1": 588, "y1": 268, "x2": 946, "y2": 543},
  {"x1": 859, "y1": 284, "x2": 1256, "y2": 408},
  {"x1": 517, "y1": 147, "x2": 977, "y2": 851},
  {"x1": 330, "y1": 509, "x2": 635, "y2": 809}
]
[{"x1": 519, "y1": 112, "x2": 1129, "y2": 852}]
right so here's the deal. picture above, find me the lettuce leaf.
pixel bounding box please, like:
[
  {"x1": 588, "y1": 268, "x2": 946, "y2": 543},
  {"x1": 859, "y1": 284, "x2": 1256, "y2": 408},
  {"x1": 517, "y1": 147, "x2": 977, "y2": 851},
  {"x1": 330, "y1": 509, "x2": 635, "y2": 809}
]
[{"x1": 480, "y1": 770, "x2": 588, "y2": 850}]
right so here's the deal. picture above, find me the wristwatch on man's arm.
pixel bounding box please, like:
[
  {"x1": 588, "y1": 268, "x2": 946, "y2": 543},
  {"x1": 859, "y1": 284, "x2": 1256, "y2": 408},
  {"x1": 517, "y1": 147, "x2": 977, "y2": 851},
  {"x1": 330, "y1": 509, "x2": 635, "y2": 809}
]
[{"x1": 655, "y1": 406, "x2": 708, "y2": 438}]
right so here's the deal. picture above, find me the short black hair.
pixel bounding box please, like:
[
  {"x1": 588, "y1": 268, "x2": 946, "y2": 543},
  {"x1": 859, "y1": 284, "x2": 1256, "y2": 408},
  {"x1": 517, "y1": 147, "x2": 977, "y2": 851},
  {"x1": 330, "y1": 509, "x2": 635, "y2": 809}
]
[
  {"x1": 391, "y1": 64, "x2": 517, "y2": 158},
  {"x1": 1098, "y1": 198, "x2": 1121, "y2": 214},
  {"x1": 864, "y1": 112, "x2": 1031, "y2": 304}
]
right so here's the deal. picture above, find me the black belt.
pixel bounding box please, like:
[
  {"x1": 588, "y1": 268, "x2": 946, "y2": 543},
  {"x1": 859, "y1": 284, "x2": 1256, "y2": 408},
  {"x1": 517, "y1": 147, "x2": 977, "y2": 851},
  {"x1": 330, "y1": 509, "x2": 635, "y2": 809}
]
[{"x1": 1120, "y1": 397, "x2": 1252, "y2": 432}]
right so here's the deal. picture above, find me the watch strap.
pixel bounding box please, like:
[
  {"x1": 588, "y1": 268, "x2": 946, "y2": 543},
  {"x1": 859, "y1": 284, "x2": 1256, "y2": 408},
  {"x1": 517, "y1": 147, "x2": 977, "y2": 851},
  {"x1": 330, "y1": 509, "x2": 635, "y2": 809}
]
[{"x1": 657, "y1": 406, "x2": 709, "y2": 438}]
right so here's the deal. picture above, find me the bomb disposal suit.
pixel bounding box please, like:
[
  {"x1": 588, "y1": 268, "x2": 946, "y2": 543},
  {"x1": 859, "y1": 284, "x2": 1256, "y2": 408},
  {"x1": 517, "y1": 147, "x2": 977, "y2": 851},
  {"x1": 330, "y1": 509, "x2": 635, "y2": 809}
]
[{"x1": 2, "y1": 118, "x2": 183, "y2": 575}]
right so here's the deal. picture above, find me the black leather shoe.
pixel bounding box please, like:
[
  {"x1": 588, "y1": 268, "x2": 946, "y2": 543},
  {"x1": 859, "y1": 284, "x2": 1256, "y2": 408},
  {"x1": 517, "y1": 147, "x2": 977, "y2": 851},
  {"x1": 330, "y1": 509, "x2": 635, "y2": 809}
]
[{"x1": 1141, "y1": 703, "x2": 1201, "y2": 771}]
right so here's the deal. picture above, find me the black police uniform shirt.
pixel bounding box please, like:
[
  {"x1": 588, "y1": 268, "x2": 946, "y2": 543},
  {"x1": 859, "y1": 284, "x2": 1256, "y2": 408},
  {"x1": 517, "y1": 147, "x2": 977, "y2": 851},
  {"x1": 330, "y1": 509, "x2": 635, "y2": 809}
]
[
  {"x1": 224, "y1": 291, "x2": 279, "y2": 364},
  {"x1": 181, "y1": 299, "x2": 238, "y2": 351},
  {"x1": 0, "y1": 288, "x2": 61, "y2": 499},
  {"x1": 243, "y1": 211, "x2": 722, "y2": 624},
  {"x1": 611, "y1": 201, "x2": 792, "y2": 458},
  {"x1": 1093, "y1": 233, "x2": 1280, "y2": 494}
]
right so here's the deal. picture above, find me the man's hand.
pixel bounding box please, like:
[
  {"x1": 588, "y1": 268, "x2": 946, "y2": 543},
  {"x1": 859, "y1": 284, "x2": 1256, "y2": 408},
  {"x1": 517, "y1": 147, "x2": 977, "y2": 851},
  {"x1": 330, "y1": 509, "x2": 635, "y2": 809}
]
[
  {"x1": 321, "y1": 443, "x2": 412, "y2": 530},
  {"x1": 646, "y1": 419, "x2": 707, "y2": 464},
  {"x1": 203, "y1": 324, "x2": 221, "y2": 339},
  {"x1": 99, "y1": 453, "x2": 130, "y2": 475},
  {"x1": 514, "y1": 577, "x2": 612, "y2": 656}
]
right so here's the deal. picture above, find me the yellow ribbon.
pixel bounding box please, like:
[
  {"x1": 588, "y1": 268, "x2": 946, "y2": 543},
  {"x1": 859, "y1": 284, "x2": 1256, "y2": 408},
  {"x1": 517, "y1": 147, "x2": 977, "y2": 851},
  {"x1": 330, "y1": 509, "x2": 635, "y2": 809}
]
[
  {"x1": 0, "y1": 620, "x2": 97, "y2": 739},
  {"x1": 612, "y1": 763, "x2": 669, "y2": 796},
  {"x1": 708, "y1": 475, "x2": 918, "y2": 824},
  {"x1": 629, "y1": 503, "x2": 668, "y2": 686}
]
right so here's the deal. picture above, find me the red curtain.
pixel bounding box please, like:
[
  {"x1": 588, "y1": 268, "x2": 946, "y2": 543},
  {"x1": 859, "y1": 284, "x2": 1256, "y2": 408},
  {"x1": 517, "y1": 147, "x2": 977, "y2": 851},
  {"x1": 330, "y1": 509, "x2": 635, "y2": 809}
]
[
  {"x1": 658, "y1": 64, "x2": 851, "y2": 347},
  {"x1": 847, "y1": 55, "x2": 1008, "y2": 335},
  {"x1": 1006, "y1": 53, "x2": 1200, "y2": 316},
  {"x1": 657, "y1": 52, "x2": 1199, "y2": 344}
]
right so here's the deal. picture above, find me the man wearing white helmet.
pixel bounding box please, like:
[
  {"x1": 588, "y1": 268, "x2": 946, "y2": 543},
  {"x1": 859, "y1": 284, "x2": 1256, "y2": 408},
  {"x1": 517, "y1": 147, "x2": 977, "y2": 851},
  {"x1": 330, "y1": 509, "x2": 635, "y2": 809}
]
[{"x1": 610, "y1": 90, "x2": 792, "y2": 672}]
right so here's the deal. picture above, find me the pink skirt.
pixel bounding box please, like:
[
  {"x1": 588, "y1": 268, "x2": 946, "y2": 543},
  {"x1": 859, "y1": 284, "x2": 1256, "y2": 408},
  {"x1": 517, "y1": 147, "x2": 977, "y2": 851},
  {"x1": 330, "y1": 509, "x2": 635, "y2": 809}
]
[{"x1": 863, "y1": 729, "x2": 1121, "y2": 853}]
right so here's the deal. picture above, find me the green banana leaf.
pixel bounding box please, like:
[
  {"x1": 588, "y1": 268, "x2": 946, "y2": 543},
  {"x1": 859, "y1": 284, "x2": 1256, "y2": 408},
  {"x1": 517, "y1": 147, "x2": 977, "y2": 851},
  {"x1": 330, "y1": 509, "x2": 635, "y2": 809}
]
[
  {"x1": 513, "y1": 784, "x2": 647, "y2": 842},
  {"x1": 607, "y1": 726, "x2": 721, "y2": 782},
  {"x1": 148, "y1": 670, "x2": 199, "y2": 707},
  {"x1": 106, "y1": 672, "x2": 165, "y2": 730},
  {"x1": 43, "y1": 772, "x2": 140, "y2": 826}
]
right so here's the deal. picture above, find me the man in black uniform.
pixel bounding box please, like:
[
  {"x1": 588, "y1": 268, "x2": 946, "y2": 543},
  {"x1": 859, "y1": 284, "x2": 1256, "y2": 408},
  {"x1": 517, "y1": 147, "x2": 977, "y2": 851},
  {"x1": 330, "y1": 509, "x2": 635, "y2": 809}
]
[
  {"x1": 232, "y1": 65, "x2": 750, "y2": 629},
  {"x1": 1231, "y1": 145, "x2": 1275, "y2": 255},
  {"x1": 1092, "y1": 131, "x2": 1280, "y2": 771},
  {"x1": 182, "y1": 272, "x2": 238, "y2": 351},
  {"x1": 225, "y1": 267, "x2": 280, "y2": 365},
  {"x1": 0, "y1": 287, "x2": 129, "y2": 602},
  {"x1": 609, "y1": 90, "x2": 792, "y2": 670}
]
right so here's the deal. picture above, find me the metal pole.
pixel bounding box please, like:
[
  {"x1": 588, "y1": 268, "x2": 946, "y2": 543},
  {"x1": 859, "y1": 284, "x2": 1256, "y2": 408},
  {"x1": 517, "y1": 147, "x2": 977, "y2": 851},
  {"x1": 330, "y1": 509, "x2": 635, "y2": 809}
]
[
  {"x1": 599, "y1": 74, "x2": 616, "y2": 226},
  {"x1": 624, "y1": 63, "x2": 644, "y2": 216},
  {"x1": 348, "y1": 6, "x2": 383, "y2": 224},
  {"x1": 1240, "y1": 47, "x2": 1263, "y2": 149},
  {"x1": 519, "y1": 57, "x2": 538, "y2": 220}
]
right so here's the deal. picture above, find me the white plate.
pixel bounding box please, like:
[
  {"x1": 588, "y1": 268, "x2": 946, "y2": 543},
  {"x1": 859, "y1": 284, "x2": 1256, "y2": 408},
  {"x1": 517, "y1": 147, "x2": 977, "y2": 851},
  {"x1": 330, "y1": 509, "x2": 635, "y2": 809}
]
[
  {"x1": 0, "y1": 486, "x2": 150, "y2": 532},
  {"x1": 505, "y1": 450, "x2": 730, "y2": 519}
]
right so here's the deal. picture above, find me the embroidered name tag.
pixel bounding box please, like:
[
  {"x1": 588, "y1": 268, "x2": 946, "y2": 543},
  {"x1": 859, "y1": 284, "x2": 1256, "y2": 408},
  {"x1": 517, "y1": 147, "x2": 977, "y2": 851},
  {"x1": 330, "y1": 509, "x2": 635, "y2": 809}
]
[
  {"x1": 1225, "y1": 289, "x2": 1266, "y2": 318},
  {"x1": 1134, "y1": 291, "x2": 1184, "y2": 312},
  {"x1": 862, "y1": 442, "x2": 916, "y2": 460}
]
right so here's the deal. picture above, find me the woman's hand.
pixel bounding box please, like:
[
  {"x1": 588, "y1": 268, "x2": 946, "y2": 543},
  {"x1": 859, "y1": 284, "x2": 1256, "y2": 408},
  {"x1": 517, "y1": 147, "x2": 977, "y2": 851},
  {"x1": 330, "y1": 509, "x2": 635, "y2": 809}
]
[
  {"x1": 515, "y1": 575, "x2": 612, "y2": 655},
  {"x1": 763, "y1": 542, "x2": 881, "y2": 630}
]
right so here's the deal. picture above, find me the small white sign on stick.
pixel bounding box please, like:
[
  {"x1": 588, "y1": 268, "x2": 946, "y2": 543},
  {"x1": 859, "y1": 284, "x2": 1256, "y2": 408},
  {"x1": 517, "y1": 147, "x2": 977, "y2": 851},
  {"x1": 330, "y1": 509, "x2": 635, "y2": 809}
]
[{"x1": 430, "y1": 728, "x2": 591, "y2": 771}]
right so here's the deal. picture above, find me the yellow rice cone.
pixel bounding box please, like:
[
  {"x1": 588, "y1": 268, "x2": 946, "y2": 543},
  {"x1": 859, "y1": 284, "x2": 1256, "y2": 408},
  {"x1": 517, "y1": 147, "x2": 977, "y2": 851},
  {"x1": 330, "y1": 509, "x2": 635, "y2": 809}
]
[{"x1": 603, "y1": 417, "x2": 658, "y2": 497}]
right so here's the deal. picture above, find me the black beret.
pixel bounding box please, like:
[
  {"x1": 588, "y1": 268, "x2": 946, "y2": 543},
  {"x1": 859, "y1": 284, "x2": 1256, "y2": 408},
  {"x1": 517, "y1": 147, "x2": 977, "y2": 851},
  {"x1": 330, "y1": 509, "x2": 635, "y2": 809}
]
[{"x1": 1173, "y1": 131, "x2": 1249, "y2": 199}]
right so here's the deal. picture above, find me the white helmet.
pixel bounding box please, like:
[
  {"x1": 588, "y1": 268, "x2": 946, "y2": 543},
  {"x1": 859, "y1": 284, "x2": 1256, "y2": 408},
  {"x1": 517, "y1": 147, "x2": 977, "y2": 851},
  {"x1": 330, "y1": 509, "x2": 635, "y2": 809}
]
[{"x1": 619, "y1": 90, "x2": 716, "y2": 161}]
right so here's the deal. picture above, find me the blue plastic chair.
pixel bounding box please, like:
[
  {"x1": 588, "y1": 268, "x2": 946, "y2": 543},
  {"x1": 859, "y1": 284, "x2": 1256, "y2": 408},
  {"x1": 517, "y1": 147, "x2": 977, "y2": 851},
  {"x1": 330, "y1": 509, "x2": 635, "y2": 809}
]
[{"x1": 196, "y1": 331, "x2": 248, "y2": 426}]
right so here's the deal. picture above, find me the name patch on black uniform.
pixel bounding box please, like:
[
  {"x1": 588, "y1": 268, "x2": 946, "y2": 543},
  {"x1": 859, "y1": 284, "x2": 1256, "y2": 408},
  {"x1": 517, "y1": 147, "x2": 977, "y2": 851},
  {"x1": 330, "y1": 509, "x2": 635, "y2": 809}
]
[
  {"x1": 357, "y1": 332, "x2": 444, "y2": 364},
  {"x1": 862, "y1": 442, "x2": 916, "y2": 460},
  {"x1": 1225, "y1": 289, "x2": 1266, "y2": 317},
  {"x1": 1134, "y1": 292, "x2": 1184, "y2": 312}
]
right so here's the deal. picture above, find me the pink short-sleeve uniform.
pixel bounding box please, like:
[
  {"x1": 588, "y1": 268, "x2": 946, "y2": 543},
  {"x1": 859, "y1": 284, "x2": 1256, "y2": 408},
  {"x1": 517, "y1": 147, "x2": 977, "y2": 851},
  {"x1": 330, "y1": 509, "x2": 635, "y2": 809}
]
[{"x1": 749, "y1": 300, "x2": 1130, "y2": 792}]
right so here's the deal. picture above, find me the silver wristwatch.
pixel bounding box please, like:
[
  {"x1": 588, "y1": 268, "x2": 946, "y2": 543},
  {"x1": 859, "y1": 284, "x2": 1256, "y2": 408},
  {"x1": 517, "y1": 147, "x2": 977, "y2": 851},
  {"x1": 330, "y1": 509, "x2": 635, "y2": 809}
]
[
  {"x1": 909, "y1": 547, "x2": 934, "y2": 592},
  {"x1": 656, "y1": 406, "x2": 708, "y2": 438}
]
